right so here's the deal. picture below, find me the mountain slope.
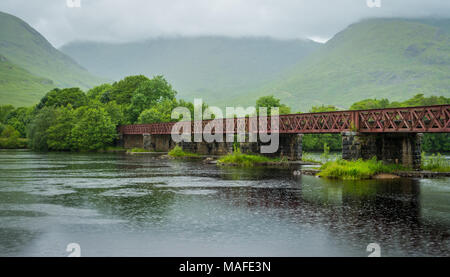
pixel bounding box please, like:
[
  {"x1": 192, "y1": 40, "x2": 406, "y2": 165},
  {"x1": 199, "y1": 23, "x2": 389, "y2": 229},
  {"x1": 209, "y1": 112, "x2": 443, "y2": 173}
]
[
  {"x1": 230, "y1": 18, "x2": 450, "y2": 111},
  {"x1": 0, "y1": 55, "x2": 54, "y2": 106},
  {"x1": 60, "y1": 36, "x2": 320, "y2": 105},
  {"x1": 0, "y1": 11, "x2": 104, "y2": 106}
]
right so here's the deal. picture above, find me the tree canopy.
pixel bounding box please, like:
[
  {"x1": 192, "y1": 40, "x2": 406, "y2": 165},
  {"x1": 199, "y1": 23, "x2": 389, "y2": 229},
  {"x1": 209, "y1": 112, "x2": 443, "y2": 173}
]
[
  {"x1": 256, "y1": 95, "x2": 291, "y2": 115},
  {"x1": 0, "y1": 77, "x2": 448, "y2": 154}
]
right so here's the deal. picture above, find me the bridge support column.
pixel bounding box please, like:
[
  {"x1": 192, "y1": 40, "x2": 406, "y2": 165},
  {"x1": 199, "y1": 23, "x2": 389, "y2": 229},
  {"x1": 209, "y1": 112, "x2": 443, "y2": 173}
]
[
  {"x1": 261, "y1": 134, "x2": 302, "y2": 161},
  {"x1": 179, "y1": 135, "x2": 233, "y2": 155},
  {"x1": 116, "y1": 133, "x2": 124, "y2": 148},
  {"x1": 143, "y1": 134, "x2": 153, "y2": 151},
  {"x1": 178, "y1": 138, "x2": 197, "y2": 153},
  {"x1": 212, "y1": 138, "x2": 234, "y2": 155},
  {"x1": 342, "y1": 132, "x2": 422, "y2": 170},
  {"x1": 240, "y1": 134, "x2": 260, "y2": 155},
  {"x1": 278, "y1": 134, "x2": 303, "y2": 161},
  {"x1": 240, "y1": 134, "x2": 303, "y2": 160},
  {"x1": 123, "y1": 134, "x2": 144, "y2": 149}
]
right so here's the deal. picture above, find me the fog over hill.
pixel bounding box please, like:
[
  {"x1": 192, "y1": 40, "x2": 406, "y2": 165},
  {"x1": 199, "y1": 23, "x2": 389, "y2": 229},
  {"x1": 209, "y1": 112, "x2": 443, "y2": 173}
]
[
  {"x1": 60, "y1": 36, "x2": 320, "y2": 106},
  {"x1": 228, "y1": 18, "x2": 450, "y2": 111},
  {"x1": 61, "y1": 18, "x2": 450, "y2": 111}
]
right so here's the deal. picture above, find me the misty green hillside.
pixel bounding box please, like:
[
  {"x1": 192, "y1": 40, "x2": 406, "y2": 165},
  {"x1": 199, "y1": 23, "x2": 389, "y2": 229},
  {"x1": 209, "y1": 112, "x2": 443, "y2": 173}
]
[
  {"x1": 0, "y1": 55, "x2": 54, "y2": 106},
  {"x1": 0, "y1": 11, "x2": 104, "y2": 106},
  {"x1": 229, "y1": 18, "x2": 450, "y2": 111},
  {"x1": 60, "y1": 36, "x2": 319, "y2": 105}
]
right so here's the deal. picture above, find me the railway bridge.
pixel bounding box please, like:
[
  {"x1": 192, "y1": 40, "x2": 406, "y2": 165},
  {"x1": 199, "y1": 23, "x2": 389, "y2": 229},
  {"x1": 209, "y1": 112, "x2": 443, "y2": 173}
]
[{"x1": 118, "y1": 105, "x2": 450, "y2": 169}]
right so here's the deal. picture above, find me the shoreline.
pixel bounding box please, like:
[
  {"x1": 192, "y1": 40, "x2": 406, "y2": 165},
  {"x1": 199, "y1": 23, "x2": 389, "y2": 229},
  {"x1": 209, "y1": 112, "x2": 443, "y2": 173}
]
[{"x1": 296, "y1": 168, "x2": 450, "y2": 179}]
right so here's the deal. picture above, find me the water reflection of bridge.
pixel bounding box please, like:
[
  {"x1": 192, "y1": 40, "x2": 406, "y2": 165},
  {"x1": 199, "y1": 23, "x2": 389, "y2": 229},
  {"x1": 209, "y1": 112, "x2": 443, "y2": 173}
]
[{"x1": 214, "y1": 175, "x2": 449, "y2": 256}]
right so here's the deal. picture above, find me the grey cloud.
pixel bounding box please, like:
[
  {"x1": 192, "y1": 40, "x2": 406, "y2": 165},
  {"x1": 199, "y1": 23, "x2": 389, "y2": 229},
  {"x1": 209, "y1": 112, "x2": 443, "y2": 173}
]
[{"x1": 0, "y1": 0, "x2": 449, "y2": 47}]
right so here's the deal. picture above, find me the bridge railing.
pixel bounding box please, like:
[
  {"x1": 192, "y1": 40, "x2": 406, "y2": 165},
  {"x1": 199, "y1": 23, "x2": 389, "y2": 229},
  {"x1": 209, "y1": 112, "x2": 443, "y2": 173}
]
[
  {"x1": 118, "y1": 104, "x2": 450, "y2": 135},
  {"x1": 356, "y1": 104, "x2": 450, "y2": 133}
]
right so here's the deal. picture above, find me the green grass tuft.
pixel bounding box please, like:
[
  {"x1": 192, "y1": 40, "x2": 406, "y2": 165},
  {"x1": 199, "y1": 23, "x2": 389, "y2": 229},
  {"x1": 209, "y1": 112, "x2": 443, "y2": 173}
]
[
  {"x1": 103, "y1": 146, "x2": 126, "y2": 152},
  {"x1": 421, "y1": 153, "x2": 450, "y2": 172},
  {"x1": 318, "y1": 157, "x2": 408, "y2": 180},
  {"x1": 217, "y1": 148, "x2": 283, "y2": 167},
  {"x1": 168, "y1": 146, "x2": 199, "y2": 158},
  {"x1": 301, "y1": 152, "x2": 322, "y2": 164},
  {"x1": 127, "y1": 147, "x2": 149, "y2": 153}
]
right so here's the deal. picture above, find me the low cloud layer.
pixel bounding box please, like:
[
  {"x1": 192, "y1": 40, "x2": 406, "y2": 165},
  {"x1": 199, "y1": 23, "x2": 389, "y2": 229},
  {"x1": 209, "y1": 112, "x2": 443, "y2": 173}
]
[{"x1": 1, "y1": 0, "x2": 449, "y2": 47}]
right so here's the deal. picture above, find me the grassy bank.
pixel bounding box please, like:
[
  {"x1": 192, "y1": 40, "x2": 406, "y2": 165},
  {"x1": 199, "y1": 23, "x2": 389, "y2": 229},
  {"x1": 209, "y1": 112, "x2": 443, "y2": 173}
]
[
  {"x1": 301, "y1": 152, "x2": 322, "y2": 164},
  {"x1": 317, "y1": 158, "x2": 408, "y2": 180},
  {"x1": 422, "y1": 153, "x2": 450, "y2": 172},
  {"x1": 168, "y1": 146, "x2": 199, "y2": 158},
  {"x1": 217, "y1": 149, "x2": 285, "y2": 167},
  {"x1": 126, "y1": 147, "x2": 149, "y2": 153}
]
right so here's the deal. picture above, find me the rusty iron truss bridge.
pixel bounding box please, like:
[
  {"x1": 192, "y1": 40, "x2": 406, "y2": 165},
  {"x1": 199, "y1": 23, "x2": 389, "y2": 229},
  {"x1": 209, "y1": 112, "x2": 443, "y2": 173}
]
[{"x1": 118, "y1": 105, "x2": 450, "y2": 135}]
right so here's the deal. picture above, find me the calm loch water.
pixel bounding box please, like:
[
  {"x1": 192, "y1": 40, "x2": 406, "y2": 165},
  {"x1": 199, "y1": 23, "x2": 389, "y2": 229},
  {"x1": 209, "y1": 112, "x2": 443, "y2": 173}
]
[{"x1": 0, "y1": 150, "x2": 449, "y2": 257}]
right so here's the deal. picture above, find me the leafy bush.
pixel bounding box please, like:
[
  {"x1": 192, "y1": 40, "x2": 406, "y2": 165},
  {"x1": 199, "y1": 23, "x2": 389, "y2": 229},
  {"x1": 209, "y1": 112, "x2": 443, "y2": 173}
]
[
  {"x1": 70, "y1": 106, "x2": 117, "y2": 151},
  {"x1": 0, "y1": 138, "x2": 28, "y2": 149},
  {"x1": 36, "y1": 88, "x2": 87, "y2": 110},
  {"x1": 27, "y1": 107, "x2": 56, "y2": 151},
  {"x1": 46, "y1": 105, "x2": 75, "y2": 151}
]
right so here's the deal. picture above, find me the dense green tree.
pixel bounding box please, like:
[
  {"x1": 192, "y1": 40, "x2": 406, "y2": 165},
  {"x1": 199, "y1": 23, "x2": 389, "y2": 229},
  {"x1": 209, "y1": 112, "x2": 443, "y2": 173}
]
[
  {"x1": 27, "y1": 107, "x2": 57, "y2": 151},
  {"x1": 87, "y1": 83, "x2": 113, "y2": 101},
  {"x1": 350, "y1": 94, "x2": 449, "y2": 110},
  {"x1": 349, "y1": 99, "x2": 390, "y2": 110},
  {"x1": 0, "y1": 105, "x2": 15, "y2": 123},
  {"x1": 0, "y1": 125, "x2": 20, "y2": 139},
  {"x1": 138, "y1": 99, "x2": 179, "y2": 123},
  {"x1": 104, "y1": 101, "x2": 128, "y2": 126},
  {"x1": 394, "y1": 94, "x2": 449, "y2": 107},
  {"x1": 126, "y1": 76, "x2": 178, "y2": 123},
  {"x1": 309, "y1": 105, "x2": 339, "y2": 113},
  {"x1": 0, "y1": 124, "x2": 26, "y2": 149},
  {"x1": 46, "y1": 105, "x2": 76, "y2": 151},
  {"x1": 134, "y1": 76, "x2": 177, "y2": 103},
  {"x1": 103, "y1": 75, "x2": 150, "y2": 105},
  {"x1": 423, "y1": 134, "x2": 450, "y2": 153},
  {"x1": 5, "y1": 107, "x2": 33, "y2": 137},
  {"x1": 36, "y1": 88, "x2": 87, "y2": 110},
  {"x1": 256, "y1": 95, "x2": 291, "y2": 115},
  {"x1": 71, "y1": 106, "x2": 117, "y2": 151}
]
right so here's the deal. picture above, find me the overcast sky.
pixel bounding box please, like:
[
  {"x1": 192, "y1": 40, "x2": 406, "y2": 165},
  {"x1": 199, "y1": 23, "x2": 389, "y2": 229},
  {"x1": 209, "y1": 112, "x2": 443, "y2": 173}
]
[{"x1": 1, "y1": 0, "x2": 449, "y2": 47}]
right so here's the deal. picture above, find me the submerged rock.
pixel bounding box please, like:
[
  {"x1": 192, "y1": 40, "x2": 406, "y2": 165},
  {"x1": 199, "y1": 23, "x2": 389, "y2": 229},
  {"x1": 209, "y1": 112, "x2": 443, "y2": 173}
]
[{"x1": 373, "y1": 173, "x2": 400, "y2": 179}]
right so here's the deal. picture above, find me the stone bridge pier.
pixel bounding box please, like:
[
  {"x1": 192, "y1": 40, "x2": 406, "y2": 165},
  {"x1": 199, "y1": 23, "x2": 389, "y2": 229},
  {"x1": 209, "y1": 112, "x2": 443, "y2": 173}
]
[
  {"x1": 177, "y1": 134, "x2": 233, "y2": 155},
  {"x1": 342, "y1": 132, "x2": 422, "y2": 170},
  {"x1": 119, "y1": 133, "x2": 234, "y2": 155},
  {"x1": 240, "y1": 133, "x2": 303, "y2": 161},
  {"x1": 119, "y1": 133, "x2": 303, "y2": 160}
]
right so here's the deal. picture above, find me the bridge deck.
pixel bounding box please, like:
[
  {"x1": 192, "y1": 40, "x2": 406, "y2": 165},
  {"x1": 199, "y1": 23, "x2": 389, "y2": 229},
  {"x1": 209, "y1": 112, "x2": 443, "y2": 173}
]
[{"x1": 119, "y1": 104, "x2": 450, "y2": 135}]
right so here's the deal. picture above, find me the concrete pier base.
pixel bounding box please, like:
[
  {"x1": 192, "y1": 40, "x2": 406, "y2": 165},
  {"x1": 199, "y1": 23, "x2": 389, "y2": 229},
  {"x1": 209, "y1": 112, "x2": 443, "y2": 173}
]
[
  {"x1": 342, "y1": 132, "x2": 422, "y2": 170},
  {"x1": 178, "y1": 135, "x2": 233, "y2": 155},
  {"x1": 143, "y1": 134, "x2": 177, "y2": 152},
  {"x1": 240, "y1": 134, "x2": 303, "y2": 161},
  {"x1": 123, "y1": 134, "x2": 143, "y2": 149}
]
